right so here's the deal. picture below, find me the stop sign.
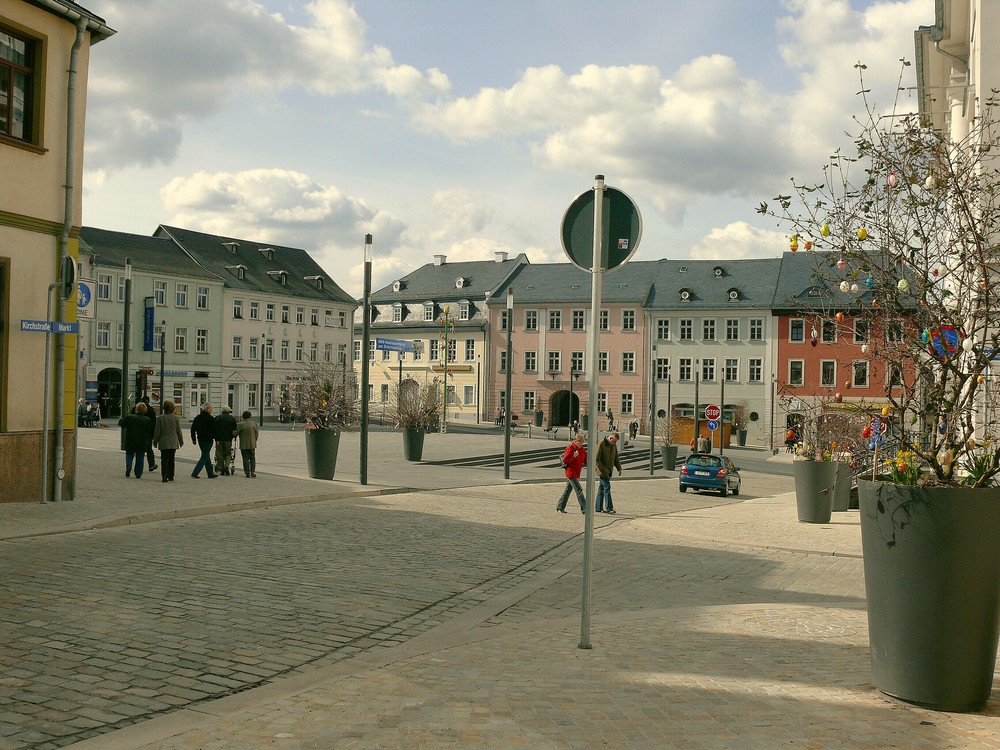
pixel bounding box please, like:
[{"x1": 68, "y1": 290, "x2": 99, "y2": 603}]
[{"x1": 704, "y1": 404, "x2": 721, "y2": 420}]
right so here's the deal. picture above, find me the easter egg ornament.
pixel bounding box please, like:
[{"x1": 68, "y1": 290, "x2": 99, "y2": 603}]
[
  {"x1": 851, "y1": 283, "x2": 860, "y2": 293},
  {"x1": 835, "y1": 311, "x2": 844, "y2": 323},
  {"x1": 865, "y1": 277, "x2": 875, "y2": 288},
  {"x1": 840, "y1": 280, "x2": 850, "y2": 293},
  {"x1": 887, "y1": 171, "x2": 899, "y2": 188},
  {"x1": 837, "y1": 258, "x2": 847, "y2": 270},
  {"x1": 857, "y1": 227, "x2": 868, "y2": 241},
  {"x1": 897, "y1": 278, "x2": 910, "y2": 293},
  {"x1": 789, "y1": 235, "x2": 799, "y2": 252},
  {"x1": 962, "y1": 337, "x2": 974, "y2": 352}
]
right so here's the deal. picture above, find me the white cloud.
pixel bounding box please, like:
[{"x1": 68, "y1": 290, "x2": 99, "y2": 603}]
[{"x1": 690, "y1": 222, "x2": 791, "y2": 260}]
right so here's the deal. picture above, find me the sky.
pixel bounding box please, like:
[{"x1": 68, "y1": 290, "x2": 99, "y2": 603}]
[{"x1": 80, "y1": 0, "x2": 935, "y2": 297}]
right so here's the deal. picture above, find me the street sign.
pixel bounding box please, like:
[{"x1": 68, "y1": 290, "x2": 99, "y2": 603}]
[
  {"x1": 20, "y1": 320, "x2": 78, "y2": 334},
  {"x1": 706, "y1": 419, "x2": 720, "y2": 432},
  {"x1": 560, "y1": 185, "x2": 642, "y2": 273},
  {"x1": 78, "y1": 279, "x2": 95, "y2": 320},
  {"x1": 704, "y1": 404, "x2": 722, "y2": 420},
  {"x1": 143, "y1": 296, "x2": 155, "y2": 352},
  {"x1": 375, "y1": 337, "x2": 414, "y2": 352}
]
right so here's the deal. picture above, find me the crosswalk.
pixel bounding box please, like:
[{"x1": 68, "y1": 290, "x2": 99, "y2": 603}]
[{"x1": 425, "y1": 443, "x2": 668, "y2": 471}]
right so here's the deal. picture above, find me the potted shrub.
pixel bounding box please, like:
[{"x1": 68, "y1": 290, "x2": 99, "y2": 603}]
[
  {"x1": 655, "y1": 409, "x2": 678, "y2": 470},
  {"x1": 760, "y1": 63, "x2": 1000, "y2": 711},
  {"x1": 731, "y1": 400, "x2": 749, "y2": 447},
  {"x1": 391, "y1": 377, "x2": 441, "y2": 461},
  {"x1": 291, "y1": 360, "x2": 358, "y2": 480}
]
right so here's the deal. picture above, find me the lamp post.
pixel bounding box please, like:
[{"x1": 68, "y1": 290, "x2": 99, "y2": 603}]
[
  {"x1": 649, "y1": 355, "x2": 656, "y2": 475},
  {"x1": 159, "y1": 319, "x2": 165, "y2": 412},
  {"x1": 360, "y1": 234, "x2": 372, "y2": 485},
  {"x1": 503, "y1": 288, "x2": 513, "y2": 479},
  {"x1": 120, "y1": 257, "x2": 132, "y2": 450},
  {"x1": 259, "y1": 332, "x2": 266, "y2": 426},
  {"x1": 476, "y1": 354, "x2": 481, "y2": 424},
  {"x1": 693, "y1": 359, "x2": 701, "y2": 449}
]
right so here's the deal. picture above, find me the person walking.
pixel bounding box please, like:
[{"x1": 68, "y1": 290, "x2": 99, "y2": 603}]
[
  {"x1": 235, "y1": 410, "x2": 260, "y2": 478},
  {"x1": 190, "y1": 403, "x2": 218, "y2": 479},
  {"x1": 606, "y1": 408, "x2": 615, "y2": 431},
  {"x1": 140, "y1": 396, "x2": 158, "y2": 471},
  {"x1": 118, "y1": 402, "x2": 152, "y2": 479},
  {"x1": 152, "y1": 399, "x2": 183, "y2": 482},
  {"x1": 696, "y1": 434, "x2": 711, "y2": 453},
  {"x1": 556, "y1": 432, "x2": 588, "y2": 514},
  {"x1": 595, "y1": 432, "x2": 622, "y2": 514},
  {"x1": 213, "y1": 405, "x2": 238, "y2": 476}
]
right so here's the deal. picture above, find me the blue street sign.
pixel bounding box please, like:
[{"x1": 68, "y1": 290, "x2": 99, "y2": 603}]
[
  {"x1": 375, "y1": 337, "x2": 414, "y2": 352},
  {"x1": 20, "y1": 320, "x2": 78, "y2": 334},
  {"x1": 143, "y1": 297, "x2": 155, "y2": 352},
  {"x1": 706, "y1": 419, "x2": 720, "y2": 432}
]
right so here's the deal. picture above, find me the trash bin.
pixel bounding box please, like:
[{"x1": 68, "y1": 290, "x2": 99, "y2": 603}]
[{"x1": 534, "y1": 410, "x2": 543, "y2": 427}]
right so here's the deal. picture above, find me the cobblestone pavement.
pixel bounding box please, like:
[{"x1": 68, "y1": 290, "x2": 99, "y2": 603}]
[{"x1": 2, "y1": 429, "x2": 997, "y2": 749}]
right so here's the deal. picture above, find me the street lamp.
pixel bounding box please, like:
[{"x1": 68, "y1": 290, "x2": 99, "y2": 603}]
[
  {"x1": 259, "y1": 332, "x2": 266, "y2": 426},
  {"x1": 360, "y1": 234, "x2": 372, "y2": 486},
  {"x1": 503, "y1": 287, "x2": 513, "y2": 479},
  {"x1": 159, "y1": 319, "x2": 166, "y2": 413},
  {"x1": 120, "y1": 257, "x2": 132, "y2": 451}
]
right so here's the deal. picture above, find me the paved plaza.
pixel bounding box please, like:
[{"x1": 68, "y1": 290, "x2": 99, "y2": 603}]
[{"x1": 0, "y1": 426, "x2": 997, "y2": 749}]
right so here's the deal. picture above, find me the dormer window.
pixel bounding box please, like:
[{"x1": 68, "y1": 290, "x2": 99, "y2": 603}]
[
  {"x1": 727, "y1": 288, "x2": 740, "y2": 302},
  {"x1": 679, "y1": 287, "x2": 692, "y2": 301},
  {"x1": 455, "y1": 277, "x2": 466, "y2": 289},
  {"x1": 392, "y1": 280, "x2": 404, "y2": 293},
  {"x1": 226, "y1": 264, "x2": 247, "y2": 280},
  {"x1": 392, "y1": 304, "x2": 402, "y2": 322},
  {"x1": 222, "y1": 242, "x2": 239, "y2": 254},
  {"x1": 303, "y1": 274, "x2": 324, "y2": 290},
  {"x1": 713, "y1": 266, "x2": 725, "y2": 278},
  {"x1": 258, "y1": 247, "x2": 275, "y2": 261},
  {"x1": 423, "y1": 302, "x2": 435, "y2": 322},
  {"x1": 679, "y1": 266, "x2": 688, "y2": 273},
  {"x1": 459, "y1": 301, "x2": 470, "y2": 321},
  {"x1": 268, "y1": 270, "x2": 289, "y2": 285}
]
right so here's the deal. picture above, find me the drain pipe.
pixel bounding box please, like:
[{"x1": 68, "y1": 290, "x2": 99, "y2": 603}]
[{"x1": 51, "y1": 17, "x2": 87, "y2": 503}]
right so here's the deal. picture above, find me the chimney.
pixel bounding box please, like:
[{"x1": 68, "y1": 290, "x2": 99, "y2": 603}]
[
  {"x1": 433, "y1": 254, "x2": 447, "y2": 266},
  {"x1": 495, "y1": 251, "x2": 508, "y2": 263}
]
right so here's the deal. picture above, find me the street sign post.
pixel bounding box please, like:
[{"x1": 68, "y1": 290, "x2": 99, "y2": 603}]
[
  {"x1": 707, "y1": 419, "x2": 720, "y2": 432},
  {"x1": 375, "y1": 337, "x2": 414, "y2": 352}
]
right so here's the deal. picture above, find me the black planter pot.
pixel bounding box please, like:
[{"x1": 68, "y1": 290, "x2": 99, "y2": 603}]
[
  {"x1": 792, "y1": 460, "x2": 836, "y2": 523},
  {"x1": 832, "y1": 462, "x2": 852, "y2": 512},
  {"x1": 305, "y1": 428, "x2": 340, "y2": 480},
  {"x1": 402, "y1": 427, "x2": 425, "y2": 462},
  {"x1": 659, "y1": 445, "x2": 678, "y2": 471},
  {"x1": 859, "y1": 480, "x2": 1000, "y2": 712},
  {"x1": 737, "y1": 429, "x2": 747, "y2": 447}
]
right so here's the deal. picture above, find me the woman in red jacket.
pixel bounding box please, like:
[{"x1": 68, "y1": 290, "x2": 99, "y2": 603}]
[{"x1": 556, "y1": 432, "x2": 588, "y2": 513}]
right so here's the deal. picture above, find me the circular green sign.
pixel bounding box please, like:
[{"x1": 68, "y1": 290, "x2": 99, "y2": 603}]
[{"x1": 560, "y1": 185, "x2": 642, "y2": 273}]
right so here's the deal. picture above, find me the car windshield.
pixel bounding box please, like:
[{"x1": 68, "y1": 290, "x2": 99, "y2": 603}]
[{"x1": 688, "y1": 455, "x2": 722, "y2": 468}]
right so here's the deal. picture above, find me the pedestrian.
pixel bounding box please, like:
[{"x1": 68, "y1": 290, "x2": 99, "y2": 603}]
[
  {"x1": 77, "y1": 398, "x2": 88, "y2": 427},
  {"x1": 495, "y1": 406, "x2": 503, "y2": 426},
  {"x1": 118, "y1": 402, "x2": 151, "y2": 479},
  {"x1": 213, "y1": 405, "x2": 238, "y2": 475},
  {"x1": 140, "y1": 396, "x2": 157, "y2": 471},
  {"x1": 235, "y1": 410, "x2": 260, "y2": 478},
  {"x1": 556, "y1": 432, "x2": 588, "y2": 514},
  {"x1": 595, "y1": 432, "x2": 622, "y2": 514},
  {"x1": 606, "y1": 408, "x2": 615, "y2": 431},
  {"x1": 629, "y1": 418, "x2": 639, "y2": 442},
  {"x1": 152, "y1": 399, "x2": 183, "y2": 482},
  {"x1": 190, "y1": 403, "x2": 218, "y2": 479},
  {"x1": 697, "y1": 434, "x2": 711, "y2": 453}
]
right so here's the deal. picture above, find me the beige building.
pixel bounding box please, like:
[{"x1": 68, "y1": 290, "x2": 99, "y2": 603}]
[{"x1": 0, "y1": 1, "x2": 113, "y2": 502}]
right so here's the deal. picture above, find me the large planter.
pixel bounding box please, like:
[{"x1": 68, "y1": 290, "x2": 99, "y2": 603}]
[
  {"x1": 832, "y1": 462, "x2": 852, "y2": 512},
  {"x1": 736, "y1": 429, "x2": 748, "y2": 447},
  {"x1": 305, "y1": 428, "x2": 341, "y2": 480},
  {"x1": 402, "y1": 427, "x2": 425, "y2": 462},
  {"x1": 659, "y1": 445, "x2": 678, "y2": 471},
  {"x1": 792, "y1": 460, "x2": 836, "y2": 523},
  {"x1": 859, "y1": 481, "x2": 1000, "y2": 712}
]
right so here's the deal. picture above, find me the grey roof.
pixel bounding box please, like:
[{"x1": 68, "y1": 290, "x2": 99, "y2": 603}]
[
  {"x1": 489, "y1": 261, "x2": 656, "y2": 305},
  {"x1": 643, "y1": 258, "x2": 782, "y2": 310},
  {"x1": 155, "y1": 225, "x2": 356, "y2": 306},
  {"x1": 369, "y1": 254, "x2": 529, "y2": 304},
  {"x1": 79, "y1": 227, "x2": 217, "y2": 280},
  {"x1": 771, "y1": 251, "x2": 876, "y2": 313},
  {"x1": 30, "y1": 0, "x2": 116, "y2": 42}
]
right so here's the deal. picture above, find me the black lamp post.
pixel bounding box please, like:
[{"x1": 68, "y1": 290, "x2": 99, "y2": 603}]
[
  {"x1": 503, "y1": 288, "x2": 513, "y2": 479},
  {"x1": 159, "y1": 318, "x2": 165, "y2": 411},
  {"x1": 360, "y1": 234, "x2": 372, "y2": 485},
  {"x1": 259, "y1": 333, "x2": 266, "y2": 426}
]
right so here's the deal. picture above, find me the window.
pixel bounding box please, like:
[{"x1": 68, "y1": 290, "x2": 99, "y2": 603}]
[
  {"x1": 249, "y1": 337, "x2": 259, "y2": 360},
  {"x1": 821, "y1": 360, "x2": 837, "y2": 387},
  {"x1": 599, "y1": 310, "x2": 609, "y2": 331},
  {"x1": 459, "y1": 302, "x2": 470, "y2": 320},
  {"x1": 281, "y1": 305, "x2": 290, "y2": 324},
  {"x1": 888, "y1": 363, "x2": 903, "y2": 389},
  {"x1": 703, "y1": 319, "x2": 716, "y2": 341},
  {"x1": 726, "y1": 319, "x2": 739, "y2": 341},
  {"x1": 570, "y1": 351, "x2": 584, "y2": 374},
  {"x1": 499, "y1": 350, "x2": 508, "y2": 373},
  {"x1": 427, "y1": 339, "x2": 438, "y2": 361},
  {"x1": 680, "y1": 319, "x2": 693, "y2": 341},
  {"x1": 323, "y1": 342, "x2": 331, "y2": 362},
  {"x1": 599, "y1": 351, "x2": 609, "y2": 373},
  {"x1": 381, "y1": 347, "x2": 390, "y2": 361},
  {"x1": 175, "y1": 284, "x2": 188, "y2": 308},
  {"x1": 523, "y1": 390, "x2": 536, "y2": 411},
  {"x1": 725, "y1": 358, "x2": 738, "y2": 382},
  {"x1": 424, "y1": 303, "x2": 435, "y2": 322},
  {"x1": 620, "y1": 393, "x2": 634, "y2": 415},
  {"x1": 247, "y1": 384, "x2": 258, "y2": 410},
  {"x1": 790, "y1": 319, "x2": 805, "y2": 342},
  {"x1": 621, "y1": 351, "x2": 635, "y2": 373},
  {"x1": 656, "y1": 319, "x2": 670, "y2": 340},
  {"x1": 596, "y1": 392, "x2": 607, "y2": 414},
  {"x1": 788, "y1": 359, "x2": 804, "y2": 386},
  {"x1": 853, "y1": 360, "x2": 869, "y2": 387},
  {"x1": 679, "y1": 358, "x2": 693, "y2": 381},
  {"x1": 296, "y1": 341, "x2": 304, "y2": 362},
  {"x1": 264, "y1": 384, "x2": 274, "y2": 408},
  {"x1": 702, "y1": 358, "x2": 715, "y2": 382},
  {"x1": 175, "y1": 327, "x2": 187, "y2": 352},
  {"x1": 447, "y1": 339, "x2": 457, "y2": 362},
  {"x1": 547, "y1": 351, "x2": 561, "y2": 373},
  {"x1": 233, "y1": 299, "x2": 244, "y2": 319},
  {"x1": 116, "y1": 322, "x2": 124, "y2": 350},
  {"x1": 265, "y1": 302, "x2": 275, "y2": 322},
  {"x1": 154, "y1": 280, "x2": 167, "y2": 306},
  {"x1": 464, "y1": 385, "x2": 475, "y2": 405},
  {"x1": 854, "y1": 320, "x2": 869, "y2": 344},
  {"x1": 548, "y1": 310, "x2": 561, "y2": 331},
  {"x1": 413, "y1": 340, "x2": 423, "y2": 361},
  {"x1": 465, "y1": 339, "x2": 475, "y2": 361},
  {"x1": 380, "y1": 384, "x2": 390, "y2": 403},
  {"x1": 524, "y1": 351, "x2": 537, "y2": 372},
  {"x1": 498, "y1": 390, "x2": 507, "y2": 410},
  {"x1": 886, "y1": 321, "x2": 904, "y2": 342},
  {"x1": 311, "y1": 308, "x2": 319, "y2": 326},
  {"x1": 117, "y1": 276, "x2": 126, "y2": 303},
  {"x1": 572, "y1": 310, "x2": 585, "y2": 331},
  {"x1": 353, "y1": 341, "x2": 361, "y2": 362},
  {"x1": 296, "y1": 307, "x2": 304, "y2": 325},
  {"x1": 748, "y1": 358, "x2": 763, "y2": 383},
  {"x1": 96, "y1": 321, "x2": 111, "y2": 348},
  {"x1": 500, "y1": 309, "x2": 511, "y2": 332},
  {"x1": 196, "y1": 329, "x2": 208, "y2": 353},
  {"x1": 392, "y1": 305, "x2": 402, "y2": 322},
  {"x1": 197, "y1": 286, "x2": 210, "y2": 310},
  {"x1": 249, "y1": 301, "x2": 259, "y2": 320},
  {"x1": 524, "y1": 310, "x2": 538, "y2": 331},
  {"x1": 656, "y1": 358, "x2": 669, "y2": 380},
  {"x1": 622, "y1": 310, "x2": 636, "y2": 331},
  {"x1": 310, "y1": 342, "x2": 318, "y2": 362},
  {"x1": 281, "y1": 340, "x2": 289, "y2": 362},
  {"x1": 154, "y1": 324, "x2": 164, "y2": 351},
  {"x1": 0, "y1": 29, "x2": 37, "y2": 142},
  {"x1": 749, "y1": 318, "x2": 764, "y2": 341},
  {"x1": 822, "y1": 319, "x2": 837, "y2": 344},
  {"x1": 97, "y1": 274, "x2": 111, "y2": 301}
]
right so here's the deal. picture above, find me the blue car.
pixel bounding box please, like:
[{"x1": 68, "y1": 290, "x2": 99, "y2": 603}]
[{"x1": 679, "y1": 453, "x2": 741, "y2": 497}]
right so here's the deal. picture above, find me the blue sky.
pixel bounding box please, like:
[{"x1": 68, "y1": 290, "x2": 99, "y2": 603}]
[{"x1": 81, "y1": 0, "x2": 934, "y2": 296}]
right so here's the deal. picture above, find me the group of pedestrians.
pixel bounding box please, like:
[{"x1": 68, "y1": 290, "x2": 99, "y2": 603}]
[
  {"x1": 118, "y1": 401, "x2": 260, "y2": 481},
  {"x1": 555, "y1": 431, "x2": 623, "y2": 515}
]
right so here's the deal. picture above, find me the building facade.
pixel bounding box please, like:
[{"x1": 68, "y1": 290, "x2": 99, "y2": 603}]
[{"x1": 0, "y1": 1, "x2": 113, "y2": 502}]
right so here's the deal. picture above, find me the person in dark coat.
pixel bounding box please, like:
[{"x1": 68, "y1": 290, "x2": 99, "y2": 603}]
[
  {"x1": 235, "y1": 410, "x2": 260, "y2": 478},
  {"x1": 190, "y1": 403, "x2": 218, "y2": 479},
  {"x1": 118, "y1": 402, "x2": 152, "y2": 479},
  {"x1": 595, "y1": 433, "x2": 622, "y2": 514},
  {"x1": 213, "y1": 405, "x2": 238, "y2": 476},
  {"x1": 140, "y1": 396, "x2": 157, "y2": 470}
]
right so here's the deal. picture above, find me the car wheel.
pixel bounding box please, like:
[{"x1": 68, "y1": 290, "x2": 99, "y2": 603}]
[
  {"x1": 679, "y1": 484, "x2": 687, "y2": 493},
  {"x1": 719, "y1": 486, "x2": 728, "y2": 498},
  {"x1": 732, "y1": 479, "x2": 740, "y2": 496}
]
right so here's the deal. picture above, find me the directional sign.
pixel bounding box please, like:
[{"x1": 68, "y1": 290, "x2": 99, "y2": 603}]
[
  {"x1": 704, "y1": 404, "x2": 722, "y2": 421},
  {"x1": 78, "y1": 279, "x2": 95, "y2": 320},
  {"x1": 706, "y1": 419, "x2": 720, "y2": 432},
  {"x1": 375, "y1": 337, "x2": 414, "y2": 352},
  {"x1": 20, "y1": 319, "x2": 78, "y2": 334},
  {"x1": 560, "y1": 185, "x2": 642, "y2": 273}
]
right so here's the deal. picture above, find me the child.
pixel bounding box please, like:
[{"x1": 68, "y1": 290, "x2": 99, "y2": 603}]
[{"x1": 235, "y1": 410, "x2": 260, "y2": 478}]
